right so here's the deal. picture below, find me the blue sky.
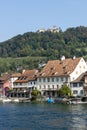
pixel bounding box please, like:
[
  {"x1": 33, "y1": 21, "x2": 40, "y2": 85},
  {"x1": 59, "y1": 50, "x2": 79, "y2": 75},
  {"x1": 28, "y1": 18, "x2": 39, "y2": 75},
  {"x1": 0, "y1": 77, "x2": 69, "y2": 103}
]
[{"x1": 0, "y1": 0, "x2": 87, "y2": 42}]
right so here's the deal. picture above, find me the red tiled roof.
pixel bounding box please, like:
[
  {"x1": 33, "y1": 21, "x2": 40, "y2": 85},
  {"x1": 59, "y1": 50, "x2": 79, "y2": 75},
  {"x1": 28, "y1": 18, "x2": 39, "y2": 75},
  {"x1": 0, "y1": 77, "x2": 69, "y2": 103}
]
[
  {"x1": 38, "y1": 57, "x2": 81, "y2": 78},
  {"x1": 11, "y1": 73, "x2": 21, "y2": 77},
  {"x1": 0, "y1": 73, "x2": 11, "y2": 83},
  {"x1": 0, "y1": 73, "x2": 21, "y2": 83},
  {"x1": 0, "y1": 74, "x2": 11, "y2": 83},
  {"x1": 14, "y1": 69, "x2": 38, "y2": 83}
]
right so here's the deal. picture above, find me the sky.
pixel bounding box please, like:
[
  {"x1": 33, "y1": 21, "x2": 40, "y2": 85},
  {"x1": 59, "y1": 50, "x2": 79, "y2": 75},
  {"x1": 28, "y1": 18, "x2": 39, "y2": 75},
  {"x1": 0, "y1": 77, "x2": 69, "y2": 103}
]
[{"x1": 0, "y1": 0, "x2": 87, "y2": 42}]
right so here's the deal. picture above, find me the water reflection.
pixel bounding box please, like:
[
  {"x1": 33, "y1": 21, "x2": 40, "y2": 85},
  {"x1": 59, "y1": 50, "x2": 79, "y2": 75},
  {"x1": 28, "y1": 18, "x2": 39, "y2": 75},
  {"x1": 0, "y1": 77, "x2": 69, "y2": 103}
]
[{"x1": 67, "y1": 104, "x2": 87, "y2": 130}]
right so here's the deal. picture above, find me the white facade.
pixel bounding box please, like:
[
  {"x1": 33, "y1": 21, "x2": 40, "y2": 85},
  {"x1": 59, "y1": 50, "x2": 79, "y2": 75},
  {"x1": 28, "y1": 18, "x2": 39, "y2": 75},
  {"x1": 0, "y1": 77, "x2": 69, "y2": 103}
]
[
  {"x1": 11, "y1": 57, "x2": 87, "y2": 97},
  {"x1": 36, "y1": 76, "x2": 70, "y2": 92},
  {"x1": 13, "y1": 81, "x2": 36, "y2": 89},
  {"x1": 38, "y1": 28, "x2": 46, "y2": 32},
  {"x1": 10, "y1": 77, "x2": 18, "y2": 88},
  {"x1": 70, "y1": 82, "x2": 84, "y2": 97},
  {"x1": 36, "y1": 57, "x2": 87, "y2": 97},
  {"x1": 70, "y1": 58, "x2": 87, "y2": 81}
]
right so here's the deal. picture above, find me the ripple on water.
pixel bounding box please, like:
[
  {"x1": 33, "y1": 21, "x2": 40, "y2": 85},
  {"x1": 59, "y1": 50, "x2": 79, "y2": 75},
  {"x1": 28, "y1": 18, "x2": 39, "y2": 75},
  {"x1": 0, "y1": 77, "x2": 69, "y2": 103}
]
[{"x1": 0, "y1": 103, "x2": 87, "y2": 130}]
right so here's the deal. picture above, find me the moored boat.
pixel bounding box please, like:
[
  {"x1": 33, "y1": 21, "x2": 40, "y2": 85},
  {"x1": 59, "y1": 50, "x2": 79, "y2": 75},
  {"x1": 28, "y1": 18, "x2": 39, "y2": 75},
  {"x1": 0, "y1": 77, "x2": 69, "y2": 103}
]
[
  {"x1": 2, "y1": 98, "x2": 11, "y2": 103},
  {"x1": 13, "y1": 98, "x2": 19, "y2": 103},
  {"x1": 55, "y1": 97, "x2": 69, "y2": 104},
  {"x1": 68, "y1": 96, "x2": 87, "y2": 104},
  {"x1": 47, "y1": 98, "x2": 54, "y2": 103}
]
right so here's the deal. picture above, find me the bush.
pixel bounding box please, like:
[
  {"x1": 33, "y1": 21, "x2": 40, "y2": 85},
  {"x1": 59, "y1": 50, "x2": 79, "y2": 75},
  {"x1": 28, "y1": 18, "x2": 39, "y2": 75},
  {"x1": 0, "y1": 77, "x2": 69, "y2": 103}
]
[
  {"x1": 31, "y1": 89, "x2": 40, "y2": 101},
  {"x1": 58, "y1": 85, "x2": 72, "y2": 98}
]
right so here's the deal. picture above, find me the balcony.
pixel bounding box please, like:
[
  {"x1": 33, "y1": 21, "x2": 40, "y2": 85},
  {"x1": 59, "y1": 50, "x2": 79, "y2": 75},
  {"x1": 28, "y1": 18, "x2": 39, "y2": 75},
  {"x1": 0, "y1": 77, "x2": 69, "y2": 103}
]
[{"x1": 41, "y1": 88, "x2": 59, "y2": 91}]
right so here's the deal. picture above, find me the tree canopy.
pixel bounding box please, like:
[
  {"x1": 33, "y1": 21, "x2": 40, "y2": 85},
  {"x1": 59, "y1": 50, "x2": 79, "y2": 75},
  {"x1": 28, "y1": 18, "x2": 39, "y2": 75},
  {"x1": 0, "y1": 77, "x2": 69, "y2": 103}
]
[
  {"x1": 58, "y1": 85, "x2": 72, "y2": 98},
  {"x1": 0, "y1": 26, "x2": 87, "y2": 73},
  {"x1": 0, "y1": 26, "x2": 87, "y2": 59}
]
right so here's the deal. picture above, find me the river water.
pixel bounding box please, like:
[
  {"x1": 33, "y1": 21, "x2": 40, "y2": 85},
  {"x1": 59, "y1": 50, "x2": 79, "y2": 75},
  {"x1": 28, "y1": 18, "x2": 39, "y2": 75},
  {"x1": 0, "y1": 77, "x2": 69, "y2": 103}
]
[{"x1": 0, "y1": 102, "x2": 87, "y2": 130}]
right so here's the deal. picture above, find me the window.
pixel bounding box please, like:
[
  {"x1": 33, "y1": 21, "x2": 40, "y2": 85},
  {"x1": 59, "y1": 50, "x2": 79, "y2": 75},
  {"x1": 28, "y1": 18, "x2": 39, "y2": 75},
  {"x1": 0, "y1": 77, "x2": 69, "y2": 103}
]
[
  {"x1": 52, "y1": 85, "x2": 54, "y2": 89},
  {"x1": 80, "y1": 90, "x2": 83, "y2": 94},
  {"x1": 44, "y1": 85, "x2": 46, "y2": 89},
  {"x1": 47, "y1": 78, "x2": 50, "y2": 82},
  {"x1": 14, "y1": 88, "x2": 17, "y2": 91},
  {"x1": 61, "y1": 77, "x2": 63, "y2": 81},
  {"x1": 52, "y1": 77, "x2": 54, "y2": 82},
  {"x1": 20, "y1": 88, "x2": 22, "y2": 91},
  {"x1": 66, "y1": 77, "x2": 68, "y2": 82},
  {"x1": 39, "y1": 85, "x2": 41, "y2": 89},
  {"x1": 56, "y1": 77, "x2": 59, "y2": 82},
  {"x1": 57, "y1": 85, "x2": 59, "y2": 89},
  {"x1": 73, "y1": 77, "x2": 75, "y2": 80},
  {"x1": 48, "y1": 85, "x2": 50, "y2": 89},
  {"x1": 73, "y1": 83, "x2": 77, "y2": 87},
  {"x1": 43, "y1": 78, "x2": 45, "y2": 82},
  {"x1": 39, "y1": 78, "x2": 41, "y2": 82},
  {"x1": 73, "y1": 90, "x2": 78, "y2": 94},
  {"x1": 79, "y1": 83, "x2": 83, "y2": 87}
]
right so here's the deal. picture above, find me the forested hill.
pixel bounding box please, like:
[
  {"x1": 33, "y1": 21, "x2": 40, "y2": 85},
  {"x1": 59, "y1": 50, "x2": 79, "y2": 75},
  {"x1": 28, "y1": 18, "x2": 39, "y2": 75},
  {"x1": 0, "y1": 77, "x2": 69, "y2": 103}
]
[{"x1": 0, "y1": 26, "x2": 87, "y2": 59}]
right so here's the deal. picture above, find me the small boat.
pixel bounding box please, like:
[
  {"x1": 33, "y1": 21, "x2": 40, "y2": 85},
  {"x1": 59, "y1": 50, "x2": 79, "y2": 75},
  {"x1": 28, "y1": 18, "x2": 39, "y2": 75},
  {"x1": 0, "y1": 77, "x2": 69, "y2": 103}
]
[
  {"x1": 47, "y1": 98, "x2": 54, "y2": 103},
  {"x1": 55, "y1": 97, "x2": 68, "y2": 104},
  {"x1": 13, "y1": 98, "x2": 19, "y2": 103},
  {"x1": 68, "y1": 96, "x2": 87, "y2": 104},
  {"x1": 2, "y1": 98, "x2": 11, "y2": 103}
]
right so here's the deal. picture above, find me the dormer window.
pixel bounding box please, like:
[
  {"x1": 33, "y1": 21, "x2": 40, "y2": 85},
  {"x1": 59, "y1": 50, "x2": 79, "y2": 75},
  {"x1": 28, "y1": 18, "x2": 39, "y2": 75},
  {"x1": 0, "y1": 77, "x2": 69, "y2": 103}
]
[
  {"x1": 55, "y1": 72, "x2": 58, "y2": 75},
  {"x1": 42, "y1": 73, "x2": 45, "y2": 76},
  {"x1": 51, "y1": 67, "x2": 53, "y2": 70},
  {"x1": 52, "y1": 72, "x2": 55, "y2": 75},
  {"x1": 50, "y1": 67, "x2": 55, "y2": 70}
]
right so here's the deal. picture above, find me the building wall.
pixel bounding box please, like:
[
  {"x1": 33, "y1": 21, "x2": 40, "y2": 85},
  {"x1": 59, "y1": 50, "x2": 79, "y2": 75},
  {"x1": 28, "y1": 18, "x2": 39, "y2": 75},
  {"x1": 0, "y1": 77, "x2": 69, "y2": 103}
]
[
  {"x1": 36, "y1": 76, "x2": 70, "y2": 91},
  {"x1": 84, "y1": 76, "x2": 87, "y2": 83},
  {"x1": 0, "y1": 84, "x2": 3, "y2": 97},
  {"x1": 3, "y1": 81, "x2": 11, "y2": 96},
  {"x1": 11, "y1": 80, "x2": 36, "y2": 98},
  {"x1": 13, "y1": 81, "x2": 36, "y2": 89},
  {"x1": 70, "y1": 82, "x2": 84, "y2": 97},
  {"x1": 83, "y1": 76, "x2": 87, "y2": 96},
  {"x1": 70, "y1": 58, "x2": 87, "y2": 81},
  {"x1": 10, "y1": 77, "x2": 18, "y2": 88},
  {"x1": 13, "y1": 82, "x2": 28, "y2": 88}
]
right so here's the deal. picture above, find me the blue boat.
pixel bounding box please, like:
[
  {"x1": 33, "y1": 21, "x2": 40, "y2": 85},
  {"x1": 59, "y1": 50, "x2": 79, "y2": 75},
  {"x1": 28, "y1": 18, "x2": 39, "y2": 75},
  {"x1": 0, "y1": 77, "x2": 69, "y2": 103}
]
[{"x1": 47, "y1": 98, "x2": 54, "y2": 103}]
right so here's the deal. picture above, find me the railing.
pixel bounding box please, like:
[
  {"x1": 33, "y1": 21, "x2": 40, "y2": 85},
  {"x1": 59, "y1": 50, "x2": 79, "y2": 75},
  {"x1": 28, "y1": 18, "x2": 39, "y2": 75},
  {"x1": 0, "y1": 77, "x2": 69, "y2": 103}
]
[
  {"x1": 41, "y1": 88, "x2": 59, "y2": 91},
  {"x1": 13, "y1": 85, "x2": 27, "y2": 88},
  {"x1": 10, "y1": 89, "x2": 30, "y2": 93}
]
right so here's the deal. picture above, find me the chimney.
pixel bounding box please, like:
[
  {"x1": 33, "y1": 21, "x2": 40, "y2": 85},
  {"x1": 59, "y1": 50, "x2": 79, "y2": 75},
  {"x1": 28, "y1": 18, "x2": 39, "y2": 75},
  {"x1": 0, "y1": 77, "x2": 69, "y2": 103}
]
[
  {"x1": 73, "y1": 56, "x2": 76, "y2": 60},
  {"x1": 61, "y1": 56, "x2": 65, "y2": 61}
]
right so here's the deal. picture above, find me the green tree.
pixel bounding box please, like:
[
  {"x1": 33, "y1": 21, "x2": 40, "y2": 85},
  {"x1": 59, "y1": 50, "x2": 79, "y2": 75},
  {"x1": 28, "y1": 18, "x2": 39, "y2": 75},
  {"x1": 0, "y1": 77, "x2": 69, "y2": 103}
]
[
  {"x1": 31, "y1": 89, "x2": 40, "y2": 101},
  {"x1": 58, "y1": 85, "x2": 72, "y2": 98}
]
